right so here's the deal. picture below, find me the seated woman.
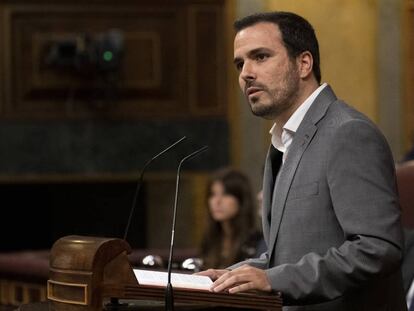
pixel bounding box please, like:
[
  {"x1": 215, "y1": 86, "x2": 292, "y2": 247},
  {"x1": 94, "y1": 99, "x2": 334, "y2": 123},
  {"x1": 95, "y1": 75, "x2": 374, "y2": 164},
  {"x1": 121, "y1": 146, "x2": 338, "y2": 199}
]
[{"x1": 200, "y1": 168, "x2": 261, "y2": 269}]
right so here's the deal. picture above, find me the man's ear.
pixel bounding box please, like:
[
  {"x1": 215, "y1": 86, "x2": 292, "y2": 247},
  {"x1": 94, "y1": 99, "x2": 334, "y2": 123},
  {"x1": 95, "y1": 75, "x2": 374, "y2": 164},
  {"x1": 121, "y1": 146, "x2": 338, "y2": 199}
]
[{"x1": 297, "y1": 51, "x2": 313, "y2": 79}]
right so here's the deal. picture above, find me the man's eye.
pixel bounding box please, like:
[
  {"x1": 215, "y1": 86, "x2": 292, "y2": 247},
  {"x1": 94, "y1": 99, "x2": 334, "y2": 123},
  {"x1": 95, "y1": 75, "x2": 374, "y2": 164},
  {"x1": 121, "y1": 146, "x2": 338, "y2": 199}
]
[
  {"x1": 256, "y1": 54, "x2": 268, "y2": 61},
  {"x1": 235, "y1": 62, "x2": 244, "y2": 71}
]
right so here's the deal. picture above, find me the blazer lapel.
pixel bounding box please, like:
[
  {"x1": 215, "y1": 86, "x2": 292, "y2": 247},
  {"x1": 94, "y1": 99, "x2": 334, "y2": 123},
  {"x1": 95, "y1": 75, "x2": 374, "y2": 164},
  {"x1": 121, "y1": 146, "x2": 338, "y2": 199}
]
[
  {"x1": 266, "y1": 85, "x2": 337, "y2": 262},
  {"x1": 267, "y1": 124, "x2": 317, "y2": 260},
  {"x1": 262, "y1": 146, "x2": 275, "y2": 246}
]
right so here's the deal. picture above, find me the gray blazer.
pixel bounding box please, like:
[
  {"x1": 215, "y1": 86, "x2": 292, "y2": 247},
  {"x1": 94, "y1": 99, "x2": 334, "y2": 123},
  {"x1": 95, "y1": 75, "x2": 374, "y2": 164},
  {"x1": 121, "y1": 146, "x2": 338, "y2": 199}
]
[
  {"x1": 231, "y1": 86, "x2": 406, "y2": 310},
  {"x1": 403, "y1": 229, "x2": 414, "y2": 295}
]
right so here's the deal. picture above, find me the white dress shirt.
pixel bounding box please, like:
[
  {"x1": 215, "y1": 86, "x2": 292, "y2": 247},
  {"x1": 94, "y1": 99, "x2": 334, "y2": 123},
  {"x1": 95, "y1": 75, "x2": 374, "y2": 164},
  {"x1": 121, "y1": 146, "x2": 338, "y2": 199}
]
[
  {"x1": 270, "y1": 83, "x2": 327, "y2": 163},
  {"x1": 407, "y1": 279, "x2": 414, "y2": 309}
]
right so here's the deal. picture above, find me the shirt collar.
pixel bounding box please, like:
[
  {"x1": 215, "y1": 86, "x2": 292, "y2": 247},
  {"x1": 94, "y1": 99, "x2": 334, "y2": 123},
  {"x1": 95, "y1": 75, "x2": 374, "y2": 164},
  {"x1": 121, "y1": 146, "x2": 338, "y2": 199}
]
[{"x1": 270, "y1": 83, "x2": 327, "y2": 150}]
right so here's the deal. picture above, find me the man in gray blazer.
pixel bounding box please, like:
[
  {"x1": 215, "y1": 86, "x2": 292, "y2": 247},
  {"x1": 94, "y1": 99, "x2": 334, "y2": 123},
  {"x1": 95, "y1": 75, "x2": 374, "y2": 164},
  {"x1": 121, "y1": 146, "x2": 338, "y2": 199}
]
[
  {"x1": 199, "y1": 12, "x2": 406, "y2": 310},
  {"x1": 403, "y1": 229, "x2": 414, "y2": 309}
]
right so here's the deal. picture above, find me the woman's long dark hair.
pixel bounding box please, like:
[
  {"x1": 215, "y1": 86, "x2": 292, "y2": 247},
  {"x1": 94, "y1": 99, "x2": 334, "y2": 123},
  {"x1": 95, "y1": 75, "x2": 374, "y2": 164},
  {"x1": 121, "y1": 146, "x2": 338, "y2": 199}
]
[{"x1": 200, "y1": 168, "x2": 256, "y2": 268}]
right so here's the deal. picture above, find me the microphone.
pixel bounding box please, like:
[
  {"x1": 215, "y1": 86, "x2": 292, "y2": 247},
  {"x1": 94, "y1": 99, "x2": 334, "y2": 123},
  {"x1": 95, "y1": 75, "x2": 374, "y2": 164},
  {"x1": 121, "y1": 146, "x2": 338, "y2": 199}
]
[
  {"x1": 122, "y1": 136, "x2": 187, "y2": 241},
  {"x1": 165, "y1": 145, "x2": 208, "y2": 311}
]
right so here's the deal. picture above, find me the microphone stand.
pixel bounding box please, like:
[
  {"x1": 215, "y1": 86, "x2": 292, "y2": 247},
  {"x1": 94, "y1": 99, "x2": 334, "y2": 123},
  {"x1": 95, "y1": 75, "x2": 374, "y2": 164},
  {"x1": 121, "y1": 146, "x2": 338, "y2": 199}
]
[
  {"x1": 165, "y1": 146, "x2": 208, "y2": 311},
  {"x1": 107, "y1": 136, "x2": 186, "y2": 309},
  {"x1": 123, "y1": 136, "x2": 186, "y2": 241},
  {"x1": 107, "y1": 136, "x2": 187, "y2": 310}
]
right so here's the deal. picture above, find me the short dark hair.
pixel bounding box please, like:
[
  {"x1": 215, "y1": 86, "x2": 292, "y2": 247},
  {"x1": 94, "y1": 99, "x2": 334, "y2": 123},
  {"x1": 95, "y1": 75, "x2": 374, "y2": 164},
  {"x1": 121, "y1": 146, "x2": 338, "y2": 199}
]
[{"x1": 234, "y1": 12, "x2": 321, "y2": 84}]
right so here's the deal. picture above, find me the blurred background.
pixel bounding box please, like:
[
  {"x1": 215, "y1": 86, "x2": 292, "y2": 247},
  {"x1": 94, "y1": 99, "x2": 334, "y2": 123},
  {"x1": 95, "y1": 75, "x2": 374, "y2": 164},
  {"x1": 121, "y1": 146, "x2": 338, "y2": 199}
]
[
  {"x1": 0, "y1": 0, "x2": 412, "y2": 251},
  {"x1": 0, "y1": 0, "x2": 413, "y2": 303}
]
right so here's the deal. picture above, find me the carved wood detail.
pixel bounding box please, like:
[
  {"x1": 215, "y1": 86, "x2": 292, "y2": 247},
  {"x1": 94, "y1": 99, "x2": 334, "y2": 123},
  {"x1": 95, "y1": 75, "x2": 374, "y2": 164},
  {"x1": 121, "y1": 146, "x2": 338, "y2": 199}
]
[
  {"x1": 406, "y1": 0, "x2": 414, "y2": 148},
  {"x1": 0, "y1": 1, "x2": 226, "y2": 119}
]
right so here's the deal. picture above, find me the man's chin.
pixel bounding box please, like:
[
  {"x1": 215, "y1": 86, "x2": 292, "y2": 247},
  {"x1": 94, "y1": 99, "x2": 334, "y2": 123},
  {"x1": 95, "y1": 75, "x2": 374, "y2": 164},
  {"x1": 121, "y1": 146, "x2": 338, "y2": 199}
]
[{"x1": 250, "y1": 105, "x2": 275, "y2": 119}]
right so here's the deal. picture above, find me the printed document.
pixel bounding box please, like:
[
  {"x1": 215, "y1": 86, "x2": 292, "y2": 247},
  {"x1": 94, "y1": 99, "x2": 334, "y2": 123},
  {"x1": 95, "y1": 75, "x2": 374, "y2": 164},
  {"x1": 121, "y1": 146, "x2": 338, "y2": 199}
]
[{"x1": 133, "y1": 269, "x2": 213, "y2": 291}]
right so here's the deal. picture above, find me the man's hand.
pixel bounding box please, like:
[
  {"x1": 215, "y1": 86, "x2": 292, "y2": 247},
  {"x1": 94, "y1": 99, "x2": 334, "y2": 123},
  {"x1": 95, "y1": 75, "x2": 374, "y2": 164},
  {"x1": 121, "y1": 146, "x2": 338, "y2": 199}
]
[
  {"x1": 195, "y1": 269, "x2": 229, "y2": 281},
  {"x1": 210, "y1": 264, "x2": 272, "y2": 294}
]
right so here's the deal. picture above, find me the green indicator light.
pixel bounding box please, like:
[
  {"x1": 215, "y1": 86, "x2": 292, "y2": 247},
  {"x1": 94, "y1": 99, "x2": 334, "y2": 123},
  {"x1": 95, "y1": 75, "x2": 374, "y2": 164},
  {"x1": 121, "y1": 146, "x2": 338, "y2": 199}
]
[{"x1": 103, "y1": 51, "x2": 113, "y2": 62}]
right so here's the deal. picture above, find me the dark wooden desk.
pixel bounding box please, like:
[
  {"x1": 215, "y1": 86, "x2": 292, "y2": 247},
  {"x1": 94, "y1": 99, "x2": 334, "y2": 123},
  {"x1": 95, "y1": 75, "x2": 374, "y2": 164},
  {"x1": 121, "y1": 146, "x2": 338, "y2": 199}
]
[
  {"x1": 47, "y1": 236, "x2": 282, "y2": 311},
  {"x1": 17, "y1": 301, "x2": 261, "y2": 311}
]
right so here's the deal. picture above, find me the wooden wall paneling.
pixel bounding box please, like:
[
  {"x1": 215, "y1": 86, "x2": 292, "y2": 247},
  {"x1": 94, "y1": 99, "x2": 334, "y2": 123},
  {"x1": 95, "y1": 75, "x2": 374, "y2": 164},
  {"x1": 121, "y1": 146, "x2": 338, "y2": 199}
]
[
  {"x1": 1, "y1": 1, "x2": 227, "y2": 120},
  {"x1": 0, "y1": 1, "x2": 229, "y2": 255},
  {"x1": 1, "y1": 6, "x2": 12, "y2": 117},
  {"x1": 188, "y1": 4, "x2": 226, "y2": 116},
  {"x1": 0, "y1": 0, "x2": 230, "y2": 180},
  {"x1": 146, "y1": 172, "x2": 196, "y2": 249},
  {"x1": 191, "y1": 172, "x2": 208, "y2": 246},
  {"x1": 405, "y1": 0, "x2": 414, "y2": 149},
  {"x1": 0, "y1": 7, "x2": 4, "y2": 115},
  {"x1": 4, "y1": 5, "x2": 192, "y2": 119}
]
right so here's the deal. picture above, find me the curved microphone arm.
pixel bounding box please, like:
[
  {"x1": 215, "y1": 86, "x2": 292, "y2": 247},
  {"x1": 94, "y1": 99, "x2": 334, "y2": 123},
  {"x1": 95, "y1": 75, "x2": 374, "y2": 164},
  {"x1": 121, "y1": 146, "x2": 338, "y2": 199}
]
[
  {"x1": 123, "y1": 136, "x2": 187, "y2": 241},
  {"x1": 165, "y1": 145, "x2": 208, "y2": 311}
]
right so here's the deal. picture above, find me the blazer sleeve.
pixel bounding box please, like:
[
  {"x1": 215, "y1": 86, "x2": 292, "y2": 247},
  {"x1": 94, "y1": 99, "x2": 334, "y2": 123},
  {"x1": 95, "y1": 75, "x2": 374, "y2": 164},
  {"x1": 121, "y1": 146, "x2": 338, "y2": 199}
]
[
  {"x1": 264, "y1": 119, "x2": 404, "y2": 304},
  {"x1": 402, "y1": 229, "x2": 414, "y2": 292},
  {"x1": 227, "y1": 251, "x2": 269, "y2": 270}
]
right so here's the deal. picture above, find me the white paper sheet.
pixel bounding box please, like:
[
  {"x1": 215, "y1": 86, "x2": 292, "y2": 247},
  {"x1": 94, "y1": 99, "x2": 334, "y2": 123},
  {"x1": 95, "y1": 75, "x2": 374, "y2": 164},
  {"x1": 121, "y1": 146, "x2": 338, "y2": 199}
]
[{"x1": 133, "y1": 269, "x2": 213, "y2": 291}]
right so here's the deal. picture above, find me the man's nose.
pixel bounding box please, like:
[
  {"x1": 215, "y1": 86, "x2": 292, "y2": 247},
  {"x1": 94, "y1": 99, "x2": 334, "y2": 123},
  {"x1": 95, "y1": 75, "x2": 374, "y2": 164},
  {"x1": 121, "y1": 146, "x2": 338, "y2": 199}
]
[{"x1": 240, "y1": 61, "x2": 256, "y2": 82}]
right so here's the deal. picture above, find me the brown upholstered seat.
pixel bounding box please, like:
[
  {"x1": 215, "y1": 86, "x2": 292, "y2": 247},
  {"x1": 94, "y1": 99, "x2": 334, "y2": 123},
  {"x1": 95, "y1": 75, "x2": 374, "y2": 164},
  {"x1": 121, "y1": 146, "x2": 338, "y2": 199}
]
[{"x1": 396, "y1": 160, "x2": 414, "y2": 229}]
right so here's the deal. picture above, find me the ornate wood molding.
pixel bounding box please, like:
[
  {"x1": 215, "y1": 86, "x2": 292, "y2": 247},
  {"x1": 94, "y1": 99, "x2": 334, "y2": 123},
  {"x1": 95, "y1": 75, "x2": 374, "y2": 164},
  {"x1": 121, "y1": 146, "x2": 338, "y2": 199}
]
[{"x1": 0, "y1": 0, "x2": 226, "y2": 119}]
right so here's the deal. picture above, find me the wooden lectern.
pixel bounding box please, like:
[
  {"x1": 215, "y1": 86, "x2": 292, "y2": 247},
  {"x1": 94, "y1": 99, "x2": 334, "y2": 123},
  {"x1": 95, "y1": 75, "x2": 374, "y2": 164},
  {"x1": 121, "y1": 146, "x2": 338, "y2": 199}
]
[{"x1": 47, "y1": 236, "x2": 282, "y2": 311}]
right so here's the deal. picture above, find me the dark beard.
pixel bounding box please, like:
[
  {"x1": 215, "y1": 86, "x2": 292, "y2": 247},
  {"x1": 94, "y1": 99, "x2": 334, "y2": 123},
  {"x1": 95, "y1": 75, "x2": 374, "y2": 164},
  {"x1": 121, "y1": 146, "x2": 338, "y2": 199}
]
[
  {"x1": 249, "y1": 64, "x2": 300, "y2": 119},
  {"x1": 250, "y1": 89, "x2": 298, "y2": 119}
]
